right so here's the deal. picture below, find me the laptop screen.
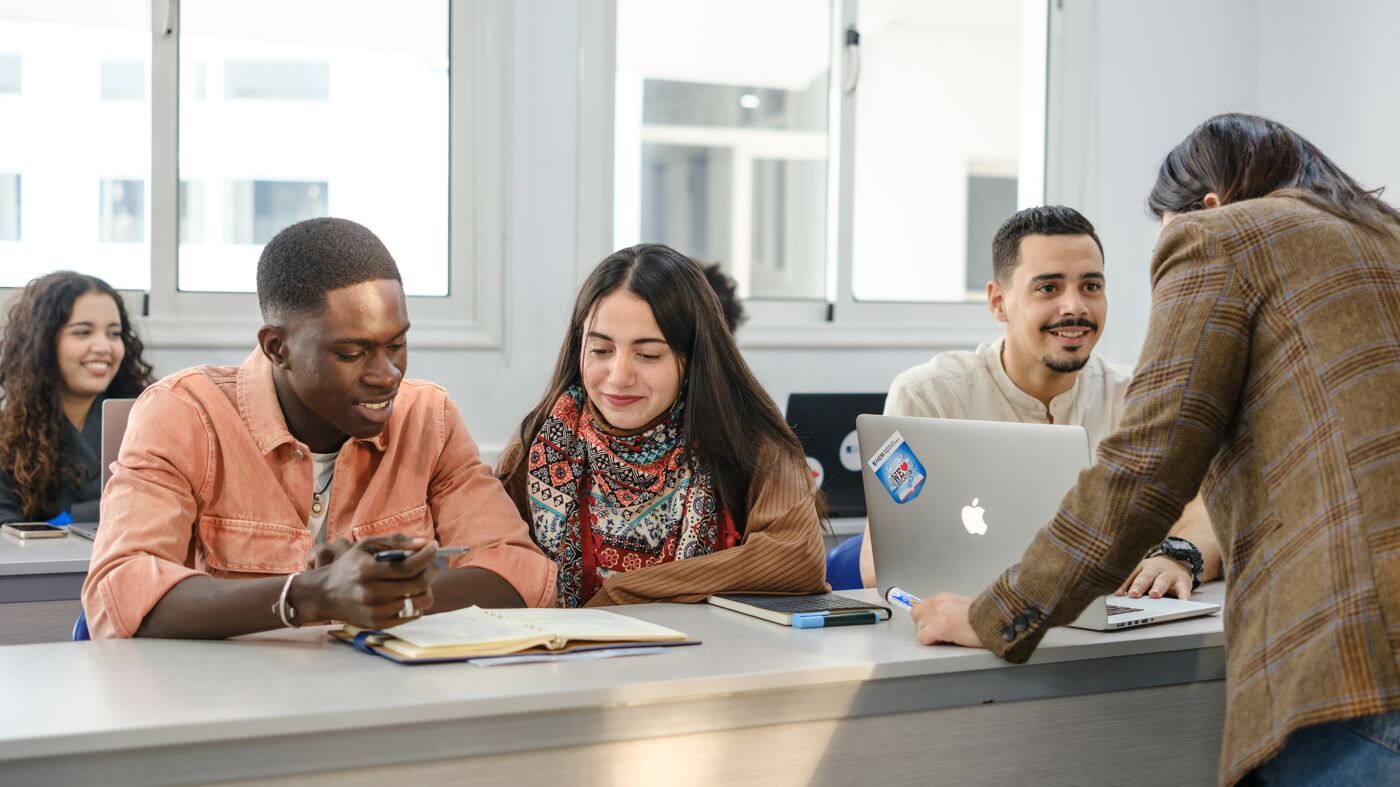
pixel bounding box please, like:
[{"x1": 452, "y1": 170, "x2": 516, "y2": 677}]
[
  {"x1": 100, "y1": 398, "x2": 138, "y2": 491},
  {"x1": 785, "y1": 393, "x2": 887, "y2": 518}
]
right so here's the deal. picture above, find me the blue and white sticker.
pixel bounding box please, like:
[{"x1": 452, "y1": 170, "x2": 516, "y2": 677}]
[{"x1": 867, "y1": 430, "x2": 927, "y2": 504}]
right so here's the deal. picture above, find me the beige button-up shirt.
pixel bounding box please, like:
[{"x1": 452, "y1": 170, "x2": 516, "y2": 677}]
[{"x1": 885, "y1": 337, "x2": 1134, "y2": 457}]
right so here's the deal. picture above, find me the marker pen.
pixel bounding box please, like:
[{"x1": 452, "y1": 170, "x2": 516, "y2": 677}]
[
  {"x1": 885, "y1": 587, "x2": 922, "y2": 610},
  {"x1": 374, "y1": 545, "x2": 471, "y2": 562},
  {"x1": 791, "y1": 611, "x2": 882, "y2": 629}
]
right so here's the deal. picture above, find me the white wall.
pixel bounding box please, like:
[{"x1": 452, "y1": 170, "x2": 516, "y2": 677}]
[
  {"x1": 1065, "y1": 0, "x2": 1261, "y2": 368},
  {"x1": 138, "y1": 0, "x2": 1400, "y2": 460},
  {"x1": 1257, "y1": 0, "x2": 1400, "y2": 199}
]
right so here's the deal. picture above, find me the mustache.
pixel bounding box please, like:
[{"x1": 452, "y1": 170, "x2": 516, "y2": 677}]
[{"x1": 1041, "y1": 318, "x2": 1098, "y2": 333}]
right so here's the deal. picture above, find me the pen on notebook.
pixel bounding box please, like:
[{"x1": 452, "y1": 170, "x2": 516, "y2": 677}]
[
  {"x1": 791, "y1": 611, "x2": 882, "y2": 629},
  {"x1": 885, "y1": 587, "x2": 922, "y2": 610},
  {"x1": 373, "y1": 545, "x2": 470, "y2": 562}
]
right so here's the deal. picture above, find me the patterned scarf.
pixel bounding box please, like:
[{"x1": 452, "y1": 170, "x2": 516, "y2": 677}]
[{"x1": 526, "y1": 386, "x2": 727, "y2": 607}]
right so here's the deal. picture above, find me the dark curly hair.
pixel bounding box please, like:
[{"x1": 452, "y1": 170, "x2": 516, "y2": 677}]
[
  {"x1": 700, "y1": 262, "x2": 747, "y2": 332},
  {"x1": 256, "y1": 217, "x2": 402, "y2": 321},
  {"x1": 0, "y1": 272, "x2": 153, "y2": 520}
]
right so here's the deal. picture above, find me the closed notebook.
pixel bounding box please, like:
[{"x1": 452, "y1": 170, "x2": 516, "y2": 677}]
[
  {"x1": 333, "y1": 606, "x2": 692, "y2": 663},
  {"x1": 707, "y1": 593, "x2": 892, "y2": 626}
]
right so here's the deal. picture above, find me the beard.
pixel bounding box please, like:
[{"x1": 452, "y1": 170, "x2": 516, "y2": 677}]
[
  {"x1": 1038, "y1": 317, "x2": 1098, "y2": 374},
  {"x1": 1041, "y1": 354, "x2": 1090, "y2": 374}
]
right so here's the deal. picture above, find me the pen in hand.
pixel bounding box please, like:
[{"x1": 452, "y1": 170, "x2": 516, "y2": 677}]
[{"x1": 374, "y1": 545, "x2": 471, "y2": 562}]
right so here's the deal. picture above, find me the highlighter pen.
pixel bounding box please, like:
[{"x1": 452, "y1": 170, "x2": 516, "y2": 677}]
[
  {"x1": 791, "y1": 611, "x2": 882, "y2": 629},
  {"x1": 885, "y1": 587, "x2": 923, "y2": 610},
  {"x1": 373, "y1": 545, "x2": 471, "y2": 562}
]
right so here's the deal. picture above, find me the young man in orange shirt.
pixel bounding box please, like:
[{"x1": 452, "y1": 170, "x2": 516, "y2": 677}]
[{"x1": 83, "y1": 218, "x2": 554, "y2": 638}]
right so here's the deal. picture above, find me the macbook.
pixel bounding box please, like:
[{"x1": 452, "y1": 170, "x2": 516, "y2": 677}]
[
  {"x1": 69, "y1": 397, "x2": 137, "y2": 541},
  {"x1": 858, "y1": 414, "x2": 1218, "y2": 630},
  {"x1": 785, "y1": 393, "x2": 886, "y2": 518}
]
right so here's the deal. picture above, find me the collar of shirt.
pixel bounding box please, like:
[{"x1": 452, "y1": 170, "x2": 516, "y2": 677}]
[
  {"x1": 233, "y1": 349, "x2": 389, "y2": 457},
  {"x1": 981, "y1": 337, "x2": 1083, "y2": 423}
]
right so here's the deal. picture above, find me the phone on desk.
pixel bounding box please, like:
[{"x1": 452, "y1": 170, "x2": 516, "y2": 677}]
[{"x1": 2, "y1": 522, "x2": 68, "y2": 539}]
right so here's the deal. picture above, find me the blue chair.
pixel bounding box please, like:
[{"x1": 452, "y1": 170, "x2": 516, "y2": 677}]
[
  {"x1": 825, "y1": 533, "x2": 864, "y2": 591},
  {"x1": 72, "y1": 610, "x2": 90, "y2": 641}
]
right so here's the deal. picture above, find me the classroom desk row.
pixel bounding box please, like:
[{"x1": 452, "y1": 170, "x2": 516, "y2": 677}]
[
  {"x1": 0, "y1": 532, "x2": 91, "y2": 644},
  {"x1": 0, "y1": 583, "x2": 1228, "y2": 787},
  {"x1": 0, "y1": 519, "x2": 867, "y2": 645}
]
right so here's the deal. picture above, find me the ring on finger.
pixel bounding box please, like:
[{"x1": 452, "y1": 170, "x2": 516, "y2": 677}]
[{"x1": 398, "y1": 594, "x2": 418, "y2": 619}]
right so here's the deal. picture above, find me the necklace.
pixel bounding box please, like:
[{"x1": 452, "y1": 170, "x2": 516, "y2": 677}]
[{"x1": 311, "y1": 470, "x2": 334, "y2": 516}]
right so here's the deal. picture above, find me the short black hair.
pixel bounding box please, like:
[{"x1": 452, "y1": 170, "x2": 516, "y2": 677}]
[
  {"x1": 256, "y1": 217, "x2": 402, "y2": 320},
  {"x1": 990, "y1": 206, "x2": 1104, "y2": 284},
  {"x1": 700, "y1": 262, "x2": 746, "y2": 332}
]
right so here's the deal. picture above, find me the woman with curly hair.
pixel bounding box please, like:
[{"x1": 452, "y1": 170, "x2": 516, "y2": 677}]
[{"x1": 0, "y1": 272, "x2": 153, "y2": 523}]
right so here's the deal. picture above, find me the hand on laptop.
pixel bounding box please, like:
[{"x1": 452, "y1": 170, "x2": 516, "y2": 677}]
[
  {"x1": 1114, "y1": 556, "x2": 1193, "y2": 601},
  {"x1": 911, "y1": 593, "x2": 983, "y2": 648}
]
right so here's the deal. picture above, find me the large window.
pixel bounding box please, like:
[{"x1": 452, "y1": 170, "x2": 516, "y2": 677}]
[
  {"x1": 177, "y1": 1, "x2": 449, "y2": 296},
  {"x1": 615, "y1": 0, "x2": 830, "y2": 302},
  {"x1": 0, "y1": 1, "x2": 151, "y2": 290},
  {"x1": 612, "y1": 0, "x2": 1047, "y2": 323},
  {"x1": 0, "y1": 1, "x2": 505, "y2": 348}
]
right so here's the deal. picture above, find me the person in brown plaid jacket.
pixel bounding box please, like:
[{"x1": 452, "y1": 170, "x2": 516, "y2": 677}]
[{"x1": 912, "y1": 113, "x2": 1400, "y2": 785}]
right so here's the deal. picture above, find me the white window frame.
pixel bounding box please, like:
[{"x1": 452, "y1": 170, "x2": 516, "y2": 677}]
[
  {"x1": 579, "y1": 0, "x2": 1053, "y2": 350},
  {"x1": 0, "y1": 0, "x2": 506, "y2": 349}
]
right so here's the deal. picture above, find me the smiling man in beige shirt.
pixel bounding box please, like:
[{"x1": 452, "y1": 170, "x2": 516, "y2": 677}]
[{"x1": 860, "y1": 206, "x2": 1221, "y2": 596}]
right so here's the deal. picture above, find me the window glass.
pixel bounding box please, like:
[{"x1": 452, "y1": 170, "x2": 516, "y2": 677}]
[
  {"x1": 0, "y1": 52, "x2": 19, "y2": 93},
  {"x1": 177, "y1": 0, "x2": 448, "y2": 295},
  {"x1": 850, "y1": 0, "x2": 1030, "y2": 302},
  {"x1": 615, "y1": 0, "x2": 830, "y2": 300},
  {"x1": 0, "y1": 1, "x2": 150, "y2": 289},
  {"x1": 99, "y1": 59, "x2": 144, "y2": 100},
  {"x1": 99, "y1": 178, "x2": 144, "y2": 243},
  {"x1": 0, "y1": 172, "x2": 18, "y2": 241}
]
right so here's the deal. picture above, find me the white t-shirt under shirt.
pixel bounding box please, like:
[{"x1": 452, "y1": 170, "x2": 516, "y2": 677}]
[
  {"x1": 884, "y1": 337, "x2": 1134, "y2": 459},
  {"x1": 308, "y1": 450, "x2": 339, "y2": 545}
]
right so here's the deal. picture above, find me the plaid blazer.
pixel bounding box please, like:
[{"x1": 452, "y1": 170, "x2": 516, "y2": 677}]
[{"x1": 968, "y1": 194, "x2": 1400, "y2": 785}]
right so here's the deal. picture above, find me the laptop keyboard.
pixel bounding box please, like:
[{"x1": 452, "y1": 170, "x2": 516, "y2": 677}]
[{"x1": 1106, "y1": 603, "x2": 1144, "y2": 616}]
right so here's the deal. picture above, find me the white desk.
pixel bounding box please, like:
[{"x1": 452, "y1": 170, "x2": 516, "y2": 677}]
[
  {"x1": 0, "y1": 532, "x2": 91, "y2": 644},
  {"x1": 0, "y1": 585, "x2": 1227, "y2": 786}
]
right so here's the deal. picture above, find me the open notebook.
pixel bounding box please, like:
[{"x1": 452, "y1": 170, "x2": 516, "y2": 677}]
[{"x1": 332, "y1": 606, "x2": 694, "y2": 663}]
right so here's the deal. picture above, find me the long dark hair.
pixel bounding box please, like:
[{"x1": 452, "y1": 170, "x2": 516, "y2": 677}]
[
  {"x1": 1148, "y1": 113, "x2": 1400, "y2": 233},
  {"x1": 500, "y1": 244, "x2": 806, "y2": 533},
  {"x1": 0, "y1": 272, "x2": 153, "y2": 520}
]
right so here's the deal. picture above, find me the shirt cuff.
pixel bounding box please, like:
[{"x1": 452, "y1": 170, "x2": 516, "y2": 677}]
[{"x1": 84, "y1": 555, "x2": 205, "y2": 639}]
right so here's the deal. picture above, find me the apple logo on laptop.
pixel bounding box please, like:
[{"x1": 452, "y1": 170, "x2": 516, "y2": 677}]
[{"x1": 961, "y1": 498, "x2": 988, "y2": 535}]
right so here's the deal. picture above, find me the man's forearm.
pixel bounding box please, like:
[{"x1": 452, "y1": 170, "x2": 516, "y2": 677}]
[
  {"x1": 135, "y1": 575, "x2": 292, "y2": 639},
  {"x1": 430, "y1": 566, "x2": 527, "y2": 611}
]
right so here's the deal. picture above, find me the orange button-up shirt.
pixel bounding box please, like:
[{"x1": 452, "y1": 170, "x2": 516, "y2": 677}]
[{"x1": 82, "y1": 350, "x2": 556, "y2": 638}]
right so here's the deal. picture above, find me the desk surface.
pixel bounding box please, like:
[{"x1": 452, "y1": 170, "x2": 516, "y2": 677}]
[
  {"x1": 0, "y1": 530, "x2": 93, "y2": 576},
  {"x1": 0, "y1": 585, "x2": 1224, "y2": 769}
]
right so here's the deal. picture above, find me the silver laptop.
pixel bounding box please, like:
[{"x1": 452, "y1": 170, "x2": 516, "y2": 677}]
[
  {"x1": 69, "y1": 398, "x2": 137, "y2": 541},
  {"x1": 858, "y1": 414, "x2": 1219, "y2": 631}
]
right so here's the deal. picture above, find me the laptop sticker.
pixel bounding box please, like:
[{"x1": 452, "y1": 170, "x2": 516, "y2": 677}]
[
  {"x1": 867, "y1": 431, "x2": 927, "y2": 504},
  {"x1": 805, "y1": 455, "x2": 825, "y2": 488}
]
